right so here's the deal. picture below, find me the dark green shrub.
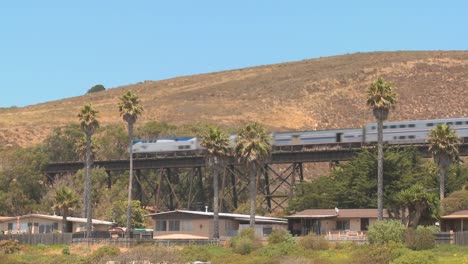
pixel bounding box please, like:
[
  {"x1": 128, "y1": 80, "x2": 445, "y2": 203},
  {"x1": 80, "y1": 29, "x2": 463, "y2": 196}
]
[
  {"x1": 404, "y1": 228, "x2": 417, "y2": 249},
  {"x1": 239, "y1": 228, "x2": 255, "y2": 240},
  {"x1": 62, "y1": 246, "x2": 70, "y2": 255},
  {"x1": 268, "y1": 229, "x2": 293, "y2": 245},
  {"x1": 299, "y1": 233, "x2": 329, "y2": 250},
  {"x1": 404, "y1": 226, "x2": 435, "y2": 250},
  {"x1": 414, "y1": 226, "x2": 435, "y2": 250},
  {"x1": 234, "y1": 237, "x2": 255, "y2": 255},
  {"x1": 391, "y1": 250, "x2": 437, "y2": 264},
  {"x1": 368, "y1": 220, "x2": 405, "y2": 244},
  {"x1": 0, "y1": 240, "x2": 22, "y2": 254},
  {"x1": 87, "y1": 84, "x2": 105, "y2": 94}
]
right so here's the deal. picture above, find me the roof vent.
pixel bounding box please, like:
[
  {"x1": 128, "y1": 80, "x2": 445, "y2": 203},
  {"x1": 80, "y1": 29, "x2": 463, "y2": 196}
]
[{"x1": 205, "y1": 206, "x2": 208, "y2": 213}]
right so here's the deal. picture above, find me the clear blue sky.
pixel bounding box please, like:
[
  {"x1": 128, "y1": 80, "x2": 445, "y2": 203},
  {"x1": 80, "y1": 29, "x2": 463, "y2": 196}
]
[{"x1": 1, "y1": 1, "x2": 467, "y2": 107}]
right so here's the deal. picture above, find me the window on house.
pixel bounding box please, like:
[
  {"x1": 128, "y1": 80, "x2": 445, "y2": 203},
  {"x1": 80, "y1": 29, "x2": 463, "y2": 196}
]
[
  {"x1": 7, "y1": 223, "x2": 13, "y2": 231},
  {"x1": 336, "y1": 220, "x2": 350, "y2": 230},
  {"x1": 263, "y1": 227, "x2": 273, "y2": 236},
  {"x1": 168, "y1": 220, "x2": 180, "y2": 231},
  {"x1": 155, "y1": 220, "x2": 166, "y2": 231},
  {"x1": 181, "y1": 221, "x2": 192, "y2": 232}
]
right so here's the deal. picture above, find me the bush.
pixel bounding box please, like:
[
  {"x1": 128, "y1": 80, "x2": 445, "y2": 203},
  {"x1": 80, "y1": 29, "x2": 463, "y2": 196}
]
[
  {"x1": 351, "y1": 242, "x2": 407, "y2": 264},
  {"x1": 62, "y1": 246, "x2": 70, "y2": 255},
  {"x1": 391, "y1": 250, "x2": 437, "y2": 264},
  {"x1": 268, "y1": 229, "x2": 294, "y2": 245},
  {"x1": 234, "y1": 237, "x2": 255, "y2": 255},
  {"x1": 0, "y1": 240, "x2": 21, "y2": 254},
  {"x1": 368, "y1": 220, "x2": 405, "y2": 244},
  {"x1": 180, "y1": 245, "x2": 230, "y2": 262},
  {"x1": 298, "y1": 233, "x2": 329, "y2": 250},
  {"x1": 256, "y1": 241, "x2": 302, "y2": 257},
  {"x1": 87, "y1": 245, "x2": 120, "y2": 263},
  {"x1": 87, "y1": 84, "x2": 105, "y2": 94},
  {"x1": 404, "y1": 227, "x2": 435, "y2": 250},
  {"x1": 414, "y1": 226, "x2": 435, "y2": 250},
  {"x1": 238, "y1": 228, "x2": 255, "y2": 240}
]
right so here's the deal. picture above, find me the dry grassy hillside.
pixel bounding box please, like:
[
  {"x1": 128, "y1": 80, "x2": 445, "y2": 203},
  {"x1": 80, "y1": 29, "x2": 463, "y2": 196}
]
[{"x1": 1, "y1": 51, "x2": 467, "y2": 148}]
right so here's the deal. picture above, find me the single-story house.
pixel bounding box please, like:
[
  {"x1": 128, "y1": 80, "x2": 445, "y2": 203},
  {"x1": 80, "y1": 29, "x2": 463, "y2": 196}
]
[
  {"x1": 286, "y1": 208, "x2": 388, "y2": 236},
  {"x1": 440, "y1": 210, "x2": 468, "y2": 232},
  {"x1": 147, "y1": 210, "x2": 288, "y2": 240},
  {"x1": 0, "y1": 214, "x2": 114, "y2": 234}
]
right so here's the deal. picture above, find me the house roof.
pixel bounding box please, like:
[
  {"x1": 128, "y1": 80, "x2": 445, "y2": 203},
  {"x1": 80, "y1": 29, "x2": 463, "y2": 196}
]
[
  {"x1": 442, "y1": 210, "x2": 468, "y2": 219},
  {"x1": 0, "y1": 214, "x2": 114, "y2": 225},
  {"x1": 147, "y1": 210, "x2": 287, "y2": 224},
  {"x1": 286, "y1": 209, "x2": 388, "y2": 219}
]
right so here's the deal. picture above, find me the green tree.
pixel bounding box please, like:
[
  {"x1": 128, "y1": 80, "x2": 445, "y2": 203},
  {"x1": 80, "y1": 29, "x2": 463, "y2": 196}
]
[
  {"x1": 106, "y1": 200, "x2": 146, "y2": 228},
  {"x1": 441, "y1": 189, "x2": 468, "y2": 215},
  {"x1": 42, "y1": 124, "x2": 83, "y2": 162},
  {"x1": 77, "y1": 104, "x2": 99, "y2": 238},
  {"x1": 234, "y1": 122, "x2": 272, "y2": 227},
  {"x1": 199, "y1": 126, "x2": 231, "y2": 239},
  {"x1": 53, "y1": 186, "x2": 79, "y2": 233},
  {"x1": 396, "y1": 184, "x2": 438, "y2": 227},
  {"x1": 87, "y1": 84, "x2": 105, "y2": 94},
  {"x1": 118, "y1": 91, "x2": 143, "y2": 237},
  {"x1": 366, "y1": 77, "x2": 397, "y2": 220},
  {"x1": 428, "y1": 124, "x2": 460, "y2": 200}
]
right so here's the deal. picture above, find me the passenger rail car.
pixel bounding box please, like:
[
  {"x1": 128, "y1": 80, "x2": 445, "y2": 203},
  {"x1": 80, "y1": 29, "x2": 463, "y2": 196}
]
[{"x1": 131, "y1": 117, "x2": 468, "y2": 154}]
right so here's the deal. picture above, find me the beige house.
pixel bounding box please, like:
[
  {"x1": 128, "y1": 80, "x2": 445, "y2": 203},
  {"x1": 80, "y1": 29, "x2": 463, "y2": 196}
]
[
  {"x1": 147, "y1": 210, "x2": 287, "y2": 239},
  {"x1": 287, "y1": 209, "x2": 388, "y2": 236},
  {"x1": 440, "y1": 210, "x2": 468, "y2": 232},
  {"x1": 0, "y1": 214, "x2": 114, "y2": 234}
]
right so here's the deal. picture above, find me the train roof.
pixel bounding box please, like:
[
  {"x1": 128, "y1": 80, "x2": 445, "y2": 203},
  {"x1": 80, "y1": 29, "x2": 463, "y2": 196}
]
[{"x1": 365, "y1": 117, "x2": 468, "y2": 127}]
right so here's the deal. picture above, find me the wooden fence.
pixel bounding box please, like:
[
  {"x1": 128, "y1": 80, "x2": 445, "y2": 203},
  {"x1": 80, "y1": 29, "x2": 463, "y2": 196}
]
[{"x1": 0, "y1": 233, "x2": 72, "y2": 245}]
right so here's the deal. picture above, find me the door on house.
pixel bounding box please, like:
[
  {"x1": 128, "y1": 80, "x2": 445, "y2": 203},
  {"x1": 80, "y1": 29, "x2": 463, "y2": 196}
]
[
  {"x1": 361, "y1": 218, "x2": 369, "y2": 231},
  {"x1": 304, "y1": 219, "x2": 321, "y2": 235}
]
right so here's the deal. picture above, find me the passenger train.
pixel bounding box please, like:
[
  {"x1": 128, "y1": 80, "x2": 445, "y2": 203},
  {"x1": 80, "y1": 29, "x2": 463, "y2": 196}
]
[{"x1": 131, "y1": 117, "x2": 468, "y2": 154}]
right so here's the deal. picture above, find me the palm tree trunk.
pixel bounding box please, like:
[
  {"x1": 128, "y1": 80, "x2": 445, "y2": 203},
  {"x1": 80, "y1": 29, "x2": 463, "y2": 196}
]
[
  {"x1": 85, "y1": 132, "x2": 93, "y2": 238},
  {"x1": 126, "y1": 123, "x2": 134, "y2": 238},
  {"x1": 249, "y1": 162, "x2": 257, "y2": 228},
  {"x1": 213, "y1": 157, "x2": 220, "y2": 239},
  {"x1": 62, "y1": 208, "x2": 67, "y2": 233},
  {"x1": 439, "y1": 164, "x2": 446, "y2": 201},
  {"x1": 377, "y1": 118, "x2": 384, "y2": 221}
]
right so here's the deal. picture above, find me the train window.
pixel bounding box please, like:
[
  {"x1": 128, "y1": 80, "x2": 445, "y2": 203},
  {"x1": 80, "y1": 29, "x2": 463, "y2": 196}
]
[
  {"x1": 390, "y1": 125, "x2": 397, "y2": 129},
  {"x1": 427, "y1": 123, "x2": 434, "y2": 127},
  {"x1": 399, "y1": 136, "x2": 406, "y2": 139},
  {"x1": 372, "y1": 126, "x2": 376, "y2": 130},
  {"x1": 409, "y1": 124, "x2": 415, "y2": 128},
  {"x1": 178, "y1": 146, "x2": 184, "y2": 150},
  {"x1": 466, "y1": 121, "x2": 468, "y2": 124},
  {"x1": 409, "y1": 135, "x2": 415, "y2": 139},
  {"x1": 456, "y1": 121, "x2": 462, "y2": 125},
  {"x1": 184, "y1": 145, "x2": 191, "y2": 149},
  {"x1": 399, "y1": 125, "x2": 406, "y2": 128},
  {"x1": 446, "y1": 122, "x2": 453, "y2": 126},
  {"x1": 383, "y1": 125, "x2": 388, "y2": 129}
]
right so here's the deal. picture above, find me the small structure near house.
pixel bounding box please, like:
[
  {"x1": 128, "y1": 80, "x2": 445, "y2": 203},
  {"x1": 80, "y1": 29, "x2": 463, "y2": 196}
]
[
  {"x1": 440, "y1": 210, "x2": 468, "y2": 232},
  {"x1": 286, "y1": 208, "x2": 388, "y2": 236},
  {"x1": 0, "y1": 214, "x2": 114, "y2": 234},
  {"x1": 147, "y1": 210, "x2": 287, "y2": 240}
]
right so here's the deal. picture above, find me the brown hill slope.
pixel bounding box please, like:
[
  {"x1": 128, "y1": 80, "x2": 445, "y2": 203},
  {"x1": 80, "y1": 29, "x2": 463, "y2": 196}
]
[{"x1": 1, "y1": 51, "x2": 467, "y2": 147}]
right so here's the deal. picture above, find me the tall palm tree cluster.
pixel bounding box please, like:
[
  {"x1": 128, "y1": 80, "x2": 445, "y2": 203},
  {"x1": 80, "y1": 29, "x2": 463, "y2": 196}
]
[
  {"x1": 75, "y1": 91, "x2": 143, "y2": 238},
  {"x1": 366, "y1": 77, "x2": 460, "y2": 221},
  {"x1": 200, "y1": 122, "x2": 272, "y2": 238}
]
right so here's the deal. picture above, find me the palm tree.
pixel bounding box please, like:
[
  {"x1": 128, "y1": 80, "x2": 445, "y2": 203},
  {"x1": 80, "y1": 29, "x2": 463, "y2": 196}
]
[
  {"x1": 234, "y1": 122, "x2": 272, "y2": 228},
  {"x1": 77, "y1": 104, "x2": 99, "y2": 238},
  {"x1": 428, "y1": 124, "x2": 460, "y2": 201},
  {"x1": 199, "y1": 126, "x2": 231, "y2": 239},
  {"x1": 53, "y1": 186, "x2": 79, "y2": 233},
  {"x1": 366, "y1": 77, "x2": 397, "y2": 220},
  {"x1": 118, "y1": 91, "x2": 143, "y2": 237}
]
